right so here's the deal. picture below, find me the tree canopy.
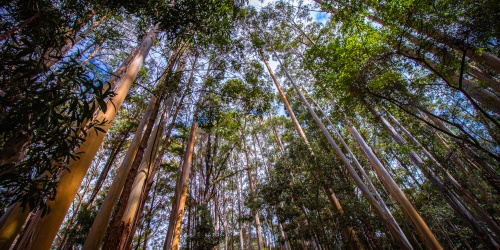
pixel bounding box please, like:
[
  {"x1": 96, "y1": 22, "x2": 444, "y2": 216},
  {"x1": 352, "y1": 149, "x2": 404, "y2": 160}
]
[{"x1": 0, "y1": 0, "x2": 499, "y2": 249}]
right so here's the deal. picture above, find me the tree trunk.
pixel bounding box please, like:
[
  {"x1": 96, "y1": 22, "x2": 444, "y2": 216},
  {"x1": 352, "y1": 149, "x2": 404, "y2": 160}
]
[
  {"x1": 345, "y1": 121, "x2": 442, "y2": 250},
  {"x1": 54, "y1": 148, "x2": 103, "y2": 250},
  {"x1": 25, "y1": 24, "x2": 158, "y2": 250},
  {"x1": 83, "y1": 95, "x2": 157, "y2": 250},
  {"x1": 315, "y1": 97, "x2": 411, "y2": 248},
  {"x1": 0, "y1": 12, "x2": 40, "y2": 41},
  {"x1": 103, "y1": 94, "x2": 162, "y2": 250},
  {"x1": 236, "y1": 167, "x2": 245, "y2": 250},
  {"x1": 118, "y1": 111, "x2": 165, "y2": 250},
  {"x1": 163, "y1": 70, "x2": 209, "y2": 250},
  {"x1": 86, "y1": 127, "x2": 131, "y2": 210},
  {"x1": 268, "y1": 42, "x2": 414, "y2": 250},
  {"x1": 259, "y1": 49, "x2": 314, "y2": 156},
  {"x1": 243, "y1": 123, "x2": 264, "y2": 250},
  {"x1": 125, "y1": 91, "x2": 187, "y2": 250},
  {"x1": 261, "y1": 48, "x2": 367, "y2": 249}
]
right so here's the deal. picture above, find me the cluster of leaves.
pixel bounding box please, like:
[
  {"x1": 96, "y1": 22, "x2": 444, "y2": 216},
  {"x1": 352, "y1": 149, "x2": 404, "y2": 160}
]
[
  {"x1": 220, "y1": 62, "x2": 273, "y2": 117},
  {"x1": 0, "y1": 0, "x2": 114, "y2": 211},
  {"x1": 186, "y1": 204, "x2": 221, "y2": 250}
]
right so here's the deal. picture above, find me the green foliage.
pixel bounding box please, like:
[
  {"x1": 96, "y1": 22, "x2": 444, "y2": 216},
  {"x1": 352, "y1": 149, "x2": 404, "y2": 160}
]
[
  {"x1": 187, "y1": 204, "x2": 221, "y2": 250},
  {"x1": 220, "y1": 60, "x2": 273, "y2": 116},
  {"x1": 0, "y1": 0, "x2": 115, "y2": 212}
]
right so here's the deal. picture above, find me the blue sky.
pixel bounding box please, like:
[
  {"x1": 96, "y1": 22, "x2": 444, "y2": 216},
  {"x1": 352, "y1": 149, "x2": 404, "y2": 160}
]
[{"x1": 314, "y1": 12, "x2": 329, "y2": 24}]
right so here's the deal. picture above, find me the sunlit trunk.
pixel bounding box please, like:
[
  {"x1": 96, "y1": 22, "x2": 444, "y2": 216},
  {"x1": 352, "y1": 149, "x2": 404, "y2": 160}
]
[
  {"x1": 83, "y1": 95, "x2": 157, "y2": 250},
  {"x1": 269, "y1": 42, "x2": 415, "y2": 249},
  {"x1": 163, "y1": 70, "x2": 209, "y2": 250},
  {"x1": 346, "y1": 121, "x2": 442, "y2": 249},
  {"x1": 26, "y1": 24, "x2": 158, "y2": 250}
]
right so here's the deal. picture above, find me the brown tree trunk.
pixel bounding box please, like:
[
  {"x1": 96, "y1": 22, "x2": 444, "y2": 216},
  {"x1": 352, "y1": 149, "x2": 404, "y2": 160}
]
[
  {"x1": 83, "y1": 95, "x2": 157, "y2": 250},
  {"x1": 25, "y1": 24, "x2": 158, "y2": 250},
  {"x1": 86, "y1": 127, "x2": 131, "y2": 210},
  {"x1": 118, "y1": 112, "x2": 164, "y2": 250},
  {"x1": 124, "y1": 90, "x2": 187, "y2": 250},
  {"x1": 163, "y1": 70, "x2": 209, "y2": 250},
  {"x1": 103, "y1": 94, "x2": 163, "y2": 250}
]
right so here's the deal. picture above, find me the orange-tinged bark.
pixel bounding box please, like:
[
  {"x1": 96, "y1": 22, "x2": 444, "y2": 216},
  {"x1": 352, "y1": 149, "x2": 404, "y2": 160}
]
[{"x1": 28, "y1": 24, "x2": 158, "y2": 250}]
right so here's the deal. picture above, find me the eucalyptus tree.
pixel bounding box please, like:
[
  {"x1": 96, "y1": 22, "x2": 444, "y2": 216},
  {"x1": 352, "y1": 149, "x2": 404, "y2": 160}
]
[
  {"x1": 1, "y1": 1, "x2": 499, "y2": 249},
  {"x1": 297, "y1": 1, "x2": 500, "y2": 247},
  {"x1": 0, "y1": 0, "x2": 115, "y2": 214}
]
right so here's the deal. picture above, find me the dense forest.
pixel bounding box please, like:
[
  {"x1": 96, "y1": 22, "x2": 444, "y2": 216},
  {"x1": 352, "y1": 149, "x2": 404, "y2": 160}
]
[{"x1": 0, "y1": 0, "x2": 499, "y2": 249}]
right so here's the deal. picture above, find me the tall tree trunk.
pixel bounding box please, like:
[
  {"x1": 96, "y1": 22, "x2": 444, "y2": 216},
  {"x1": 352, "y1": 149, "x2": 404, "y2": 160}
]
[
  {"x1": 103, "y1": 94, "x2": 163, "y2": 250},
  {"x1": 243, "y1": 122, "x2": 264, "y2": 250},
  {"x1": 163, "y1": 70, "x2": 209, "y2": 250},
  {"x1": 378, "y1": 109, "x2": 500, "y2": 248},
  {"x1": 83, "y1": 95, "x2": 157, "y2": 250},
  {"x1": 345, "y1": 120, "x2": 442, "y2": 249},
  {"x1": 267, "y1": 41, "x2": 415, "y2": 249},
  {"x1": 53, "y1": 148, "x2": 104, "y2": 250},
  {"x1": 86, "y1": 127, "x2": 131, "y2": 210},
  {"x1": 278, "y1": 222, "x2": 291, "y2": 250},
  {"x1": 118, "y1": 111, "x2": 165, "y2": 250},
  {"x1": 261, "y1": 49, "x2": 365, "y2": 249},
  {"x1": 121, "y1": 97, "x2": 175, "y2": 250},
  {"x1": 259, "y1": 49, "x2": 314, "y2": 155},
  {"x1": 23, "y1": 24, "x2": 158, "y2": 250},
  {"x1": 125, "y1": 90, "x2": 187, "y2": 250},
  {"x1": 314, "y1": 98, "x2": 411, "y2": 248},
  {"x1": 236, "y1": 167, "x2": 245, "y2": 250}
]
